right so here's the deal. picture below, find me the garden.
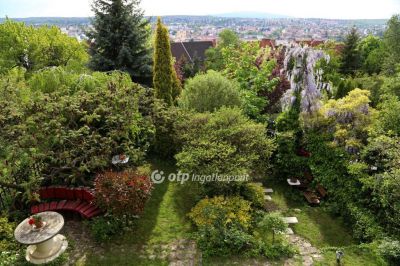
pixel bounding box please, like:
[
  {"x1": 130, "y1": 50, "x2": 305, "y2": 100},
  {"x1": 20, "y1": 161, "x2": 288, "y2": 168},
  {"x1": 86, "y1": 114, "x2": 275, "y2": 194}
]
[{"x1": 1, "y1": 1, "x2": 400, "y2": 265}]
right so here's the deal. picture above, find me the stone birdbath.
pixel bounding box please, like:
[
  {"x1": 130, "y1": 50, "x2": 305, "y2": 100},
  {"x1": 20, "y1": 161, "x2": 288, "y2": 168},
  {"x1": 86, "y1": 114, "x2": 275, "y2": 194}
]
[{"x1": 14, "y1": 211, "x2": 68, "y2": 264}]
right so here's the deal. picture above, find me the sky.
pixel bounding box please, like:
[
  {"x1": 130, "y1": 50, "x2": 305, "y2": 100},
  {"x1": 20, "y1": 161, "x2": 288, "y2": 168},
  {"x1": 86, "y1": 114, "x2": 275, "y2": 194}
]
[{"x1": 0, "y1": 0, "x2": 399, "y2": 19}]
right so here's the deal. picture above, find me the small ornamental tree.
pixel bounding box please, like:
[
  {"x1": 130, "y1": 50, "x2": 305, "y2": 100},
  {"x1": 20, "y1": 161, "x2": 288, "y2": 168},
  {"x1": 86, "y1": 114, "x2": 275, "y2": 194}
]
[
  {"x1": 94, "y1": 167, "x2": 153, "y2": 217},
  {"x1": 153, "y1": 17, "x2": 181, "y2": 105},
  {"x1": 257, "y1": 212, "x2": 287, "y2": 243}
]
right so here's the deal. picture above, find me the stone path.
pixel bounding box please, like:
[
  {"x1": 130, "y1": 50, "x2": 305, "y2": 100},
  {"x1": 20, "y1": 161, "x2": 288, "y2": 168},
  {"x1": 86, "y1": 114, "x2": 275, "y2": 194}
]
[
  {"x1": 284, "y1": 234, "x2": 322, "y2": 266},
  {"x1": 61, "y1": 181, "x2": 322, "y2": 266},
  {"x1": 256, "y1": 181, "x2": 322, "y2": 266},
  {"x1": 62, "y1": 220, "x2": 105, "y2": 265},
  {"x1": 139, "y1": 239, "x2": 201, "y2": 266}
]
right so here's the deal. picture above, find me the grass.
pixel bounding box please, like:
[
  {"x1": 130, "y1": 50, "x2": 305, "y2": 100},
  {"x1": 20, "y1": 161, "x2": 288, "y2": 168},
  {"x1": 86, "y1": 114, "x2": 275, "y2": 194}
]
[
  {"x1": 316, "y1": 245, "x2": 387, "y2": 266},
  {"x1": 267, "y1": 178, "x2": 387, "y2": 266},
  {"x1": 82, "y1": 168, "x2": 384, "y2": 266},
  {"x1": 267, "y1": 180, "x2": 354, "y2": 248},
  {"x1": 84, "y1": 159, "x2": 194, "y2": 266},
  {"x1": 290, "y1": 207, "x2": 354, "y2": 248}
]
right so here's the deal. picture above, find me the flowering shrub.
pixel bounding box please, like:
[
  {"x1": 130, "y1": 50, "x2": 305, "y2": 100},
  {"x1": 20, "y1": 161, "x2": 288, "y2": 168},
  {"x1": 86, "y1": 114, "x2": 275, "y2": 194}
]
[
  {"x1": 189, "y1": 196, "x2": 252, "y2": 230},
  {"x1": 94, "y1": 166, "x2": 153, "y2": 216},
  {"x1": 282, "y1": 45, "x2": 331, "y2": 114},
  {"x1": 189, "y1": 196, "x2": 256, "y2": 256},
  {"x1": 241, "y1": 183, "x2": 265, "y2": 208}
]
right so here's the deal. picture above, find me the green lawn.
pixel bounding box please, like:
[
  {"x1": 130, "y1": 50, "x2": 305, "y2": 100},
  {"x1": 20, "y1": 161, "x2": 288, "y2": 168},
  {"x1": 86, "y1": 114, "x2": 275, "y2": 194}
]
[
  {"x1": 267, "y1": 179, "x2": 387, "y2": 266},
  {"x1": 316, "y1": 245, "x2": 387, "y2": 266},
  {"x1": 84, "y1": 160, "x2": 193, "y2": 266},
  {"x1": 82, "y1": 169, "x2": 385, "y2": 266},
  {"x1": 290, "y1": 208, "x2": 354, "y2": 248}
]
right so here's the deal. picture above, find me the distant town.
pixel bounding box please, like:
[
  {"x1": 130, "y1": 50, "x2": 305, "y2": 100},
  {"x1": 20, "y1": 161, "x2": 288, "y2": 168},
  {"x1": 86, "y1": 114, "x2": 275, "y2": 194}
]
[{"x1": 0, "y1": 16, "x2": 387, "y2": 43}]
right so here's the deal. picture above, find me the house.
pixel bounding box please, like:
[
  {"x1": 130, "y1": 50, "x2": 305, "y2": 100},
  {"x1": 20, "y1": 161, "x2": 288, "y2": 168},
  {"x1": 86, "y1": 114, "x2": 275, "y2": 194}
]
[
  {"x1": 296, "y1": 39, "x2": 325, "y2": 47},
  {"x1": 170, "y1": 40, "x2": 215, "y2": 63},
  {"x1": 260, "y1": 38, "x2": 276, "y2": 50}
]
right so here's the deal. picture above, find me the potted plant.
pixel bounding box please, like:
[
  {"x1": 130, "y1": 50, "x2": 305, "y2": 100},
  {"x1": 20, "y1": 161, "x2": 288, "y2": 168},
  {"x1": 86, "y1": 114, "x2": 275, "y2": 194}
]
[{"x1": 28, "y1": 215, "x2": 44, "y2": 229}]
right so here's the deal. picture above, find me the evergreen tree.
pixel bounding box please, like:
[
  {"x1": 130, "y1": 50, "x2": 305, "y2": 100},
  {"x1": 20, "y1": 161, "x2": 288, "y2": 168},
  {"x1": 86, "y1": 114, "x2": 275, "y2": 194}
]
[
  {"x1": 340, "y1": 27, "x2": 362, "y2": 76},
  {"x1": 153, "y1": 17, "x2": 181, "y2": 105},
  {"x1": 87, "y1": 0, "x2": 152, "y2": 85},
  {"x1": 383, "y1": 15, "x2": 400, "y2": 75}
]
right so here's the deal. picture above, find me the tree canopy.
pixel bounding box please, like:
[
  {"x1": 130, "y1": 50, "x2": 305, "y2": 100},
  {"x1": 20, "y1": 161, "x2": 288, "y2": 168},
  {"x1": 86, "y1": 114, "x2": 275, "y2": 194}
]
[
  {"x1": 87, "y1": 0, "x2": 152, "y2": 85},
  {"x1": 0, "y1": 20, "x2": 88, "y2": 74}
]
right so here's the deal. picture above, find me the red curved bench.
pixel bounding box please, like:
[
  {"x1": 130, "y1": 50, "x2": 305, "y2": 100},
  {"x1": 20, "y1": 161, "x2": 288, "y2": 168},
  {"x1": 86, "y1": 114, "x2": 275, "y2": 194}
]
[{"x1": 31, "y1": 186, "x2": 103, "y2": 219}]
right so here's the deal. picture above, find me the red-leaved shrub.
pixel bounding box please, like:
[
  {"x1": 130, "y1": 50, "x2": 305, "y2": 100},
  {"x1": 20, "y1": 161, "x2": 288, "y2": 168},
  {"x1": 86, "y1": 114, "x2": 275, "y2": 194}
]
[{"x1": 94, "y1": 167, "x2": 153, "y2": 216}]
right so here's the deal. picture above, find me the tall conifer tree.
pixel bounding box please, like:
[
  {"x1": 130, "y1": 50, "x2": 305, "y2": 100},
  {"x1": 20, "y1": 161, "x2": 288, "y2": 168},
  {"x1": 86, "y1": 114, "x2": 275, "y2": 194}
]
[
  {"x1": 153, "y1": 18, "x2": 181, "y2": 105},
  {"x1": 340, "y1": 27, "x2": 362, "y2": 76},
  {"x1": 88, "y1": 0, "x2": 152, "y2": 85}
]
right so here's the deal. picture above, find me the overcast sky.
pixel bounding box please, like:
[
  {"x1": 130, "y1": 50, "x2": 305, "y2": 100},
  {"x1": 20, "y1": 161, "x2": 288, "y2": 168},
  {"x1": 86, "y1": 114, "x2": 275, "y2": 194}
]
[{"x1": 0, "y1": 0, "x2": 399, "y2": 19}]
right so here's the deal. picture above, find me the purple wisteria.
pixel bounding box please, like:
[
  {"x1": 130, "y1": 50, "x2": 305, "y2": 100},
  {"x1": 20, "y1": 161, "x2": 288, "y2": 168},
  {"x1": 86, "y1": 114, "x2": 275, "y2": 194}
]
[{"x1": 281, "y1": 45, "x2": 331, "y2": 113}]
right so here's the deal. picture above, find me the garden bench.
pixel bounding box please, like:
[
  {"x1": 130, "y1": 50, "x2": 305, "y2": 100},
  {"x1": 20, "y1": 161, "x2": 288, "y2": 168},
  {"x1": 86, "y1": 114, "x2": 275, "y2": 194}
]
[
  {"x1": 297, "y1": 148, "x2": 311, "y2": 158},
  {"x1": 316, "y1": 184, "x2": 327, "y2": 198},
  {"x1": 31, "y1": 186, "x2": 103, "y2": 219},
  {"x1": 304, "y1": 171, "x2": 314, "y2": 182},
  {"x1": 303, "y1": 191, "x2": 320, "y2": 205}
]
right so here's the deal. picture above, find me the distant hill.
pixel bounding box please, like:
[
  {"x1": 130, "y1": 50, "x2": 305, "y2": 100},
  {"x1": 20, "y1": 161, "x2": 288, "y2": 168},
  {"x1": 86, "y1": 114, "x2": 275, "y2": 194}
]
[
  {"x1": 0, "y1": 17, "x2": 91, "y2": 26},
  {"x1": 214, "y1": 12, "x2": 291, "y2": 19}
]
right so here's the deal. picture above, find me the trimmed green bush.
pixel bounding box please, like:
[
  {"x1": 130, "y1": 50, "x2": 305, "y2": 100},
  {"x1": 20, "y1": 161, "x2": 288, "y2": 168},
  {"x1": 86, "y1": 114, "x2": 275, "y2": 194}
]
[
  {"x1": 179, "y1": 70, "x2": 242, "y2": 113},
  {"x1": 175, "y1": 107, "x2": 276, "y2": 196}
]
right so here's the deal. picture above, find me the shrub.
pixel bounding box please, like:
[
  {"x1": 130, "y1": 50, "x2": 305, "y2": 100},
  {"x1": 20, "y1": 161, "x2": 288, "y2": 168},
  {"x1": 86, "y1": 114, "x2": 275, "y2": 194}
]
[
  {"x1": 378, "y1": 238, "x2": 400, "y2": 266},
  {"x1": 0, "y1": 216, "x2": 19, "y2": 252},
  {"x1": 149, "y1": 100, "x2": 184, "y2": 159},
  {"x1": 189, "y1": 196, "x2": 252, "y2": 230},
  {"x1": 175, "y1": 107, "x2": 276, "y2": 196},
  {"x1": 257, "y1": 212, "x2": 287, "y2": 243},
  {"x1": 94, "y1": 166, "x2": 153, "y2": 217},
  {"x1": 87, "y1": 215, "x2": 125, "y2": 242},
  {"x1": 263, "y1": 242, "x2": 296, "y2": 260},
  {"x1": 0, "y1": 216, "x2": 21, "y2": 266},
  {"x1": 273, "y1": 131, "x2": 308, "y2": 179},
  {"x1": 346, "y1": 204, "x2": 384, "y2": 241},
  {"x1": 195, "y1": 225, "x2": 256, "y2": 257},
  {"x1": 189, "y1": 196, "x2": 256, "y2": 257},
  {"x1": 241, "y1": 183, "x2": 265, "y2": 208},
  {"x1": 0, "y1": 70, "x2": 153, "y2": 192},
  {"x1": 375, "y1": 95, "x2": 400, "y2": 136},
  {"x1": 0, "y1": 20, "x2": 88, "y2": 74},
  {"x1": 179, "y1": 70, "x2": 242, "y2": 113}
]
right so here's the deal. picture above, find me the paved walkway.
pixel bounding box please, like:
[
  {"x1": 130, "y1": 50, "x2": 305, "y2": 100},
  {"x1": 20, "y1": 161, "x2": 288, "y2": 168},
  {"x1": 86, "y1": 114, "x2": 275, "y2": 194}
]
[
  {"x1": 139, "y1": 239, "x2": 201, "y2": 266},
  {"x1": 285, "y1": 234, "x2": 322, "y2": 266}
]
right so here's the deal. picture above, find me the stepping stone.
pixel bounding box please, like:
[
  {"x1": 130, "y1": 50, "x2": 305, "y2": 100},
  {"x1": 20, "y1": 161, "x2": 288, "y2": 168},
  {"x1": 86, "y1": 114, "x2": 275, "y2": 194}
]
[
  {"x1": 264, "y1": 195, "x2": 272, "y2": 201},
  {"x1": 264, "y1": 188, "x2": 273, "y2": 193},
  {"x1": 285, "y1": 228, "x2": 294, "y2": 235},
  {"x1": 283, "y1": 217, "x2": 299, "y2": 224},
  {"x1": 251, "y1": 182, "x2": 263, "y2": 187}
]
